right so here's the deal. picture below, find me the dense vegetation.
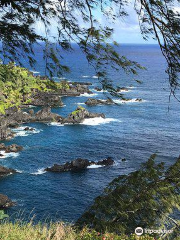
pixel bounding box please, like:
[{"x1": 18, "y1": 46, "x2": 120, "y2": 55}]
[
  {"x1": 0, "y1": 62, "x2": 69, "y2": 114},
  {"x1": 77, "y1": 155, "x2": 180, "y2": 240}
]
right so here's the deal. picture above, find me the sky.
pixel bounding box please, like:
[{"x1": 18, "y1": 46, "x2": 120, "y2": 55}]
[{"x1": 35, "y1": 1, "x2": 158, "y2": 44}]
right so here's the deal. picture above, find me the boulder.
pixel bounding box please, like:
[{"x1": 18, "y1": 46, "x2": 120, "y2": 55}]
[
  {"x1": 28, "y1": 109, "x2": 34, "y2": 115},
  {"x1": 24, "y1": 127, "x2": 34, "y2": 131},
  {"x1": 0, "y1": 166, "x2": 16, "y2": 177},
  {"x1": 63, "y1": 107, "x2": 105, "y2": 124},
  {"x1": 135, "y1": 98, "x2": 142, "y2": 102},
  {"x1": 85, "y1": 98, "x2": 114, "y2": 106},
  {"x1": 0, "y1": 194, "x2": 14, "y2": 208},
  {"x1": 72, "y1": 158, "x2": 90, "y2": 169},
  {"x1": 96, "y1": 157, "x2": 114, "y2": 166},
  {"x1": 35, "y1": 107, "x2": 63, "y2": 122},
  {"x1": 0, "y1": 143, "x2": 6, "y2": 150},
  {"x1": 117, "y1": 87, "x2": 129, "y2": 92},
  {"x1": 30, "y1": 92, "x2": 64, "y2": 107},
  {"x1": 94, "y1": 87, "x2": 102, "y2": 91},
  {"x1": 69, "y1": 82, "x2": 92, "y2": 86},
  {"x1": 5, "y1": 144, "x2": 23, "y2": 153}
]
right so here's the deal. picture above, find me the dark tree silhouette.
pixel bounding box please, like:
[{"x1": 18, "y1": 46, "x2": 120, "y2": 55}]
[{"x1": 1, "y1": 0, "x2": 180, "y2": 95}]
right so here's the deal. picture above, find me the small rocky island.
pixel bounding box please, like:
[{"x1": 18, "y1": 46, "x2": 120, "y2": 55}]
[
  {"x1": 0, "y1": 194, "x2": 14, "y2": 208},
  {"x1": 85, "y1": 98, "x2": 114, "y2": 106},
  {"x1": 45, "y1": 157, "x2": 114, "y2": 173},
  {"x1": 0, "y1": 165, "x2": 17, "y2": 177}
]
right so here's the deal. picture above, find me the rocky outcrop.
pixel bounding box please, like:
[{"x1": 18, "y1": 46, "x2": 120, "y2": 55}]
[
  {"x1": 117, "y1": 87, "x2": 129, "y2": 92},
  {"x1": 35, "y1": 107, "x2": 63, "y2": 122},
  {"x1": 57, "y1": 83, "x2": 93, "y2": 96},
  {"x1": 30, "y1": 92, "x2": 63, "y2": 107},
  {"x1": 0, "y1": 143, "x2": 23, "y2": 153},
  {"x1": 94, "y1": 87, "x2": 102, "y2": 91},
  {"x1": 45, "y1": 157, "x2": 114, "y2": 173},
  {"x1": 62, "y1": 106, "x2": 105, "y2": 124},
  {"x1": 85, "y1": 98, "x2": 114, "y2": 106},
  {"x1": 0, "y1": 106, "x2": 105, "y2": 140},
  {"x1": 0, "y1": 166, "x2": 16, "y2": 177},
  {"x1": 0, "y1": 118, "x2": 14, "y2": 140},
  {"x1": 0, "y1": 194, "x2": 14, "y2": 208},
  {"x1": 68, "y1": 82, "x2": 92, "y2": 86},
  {"x1": 0, "y1": 107, "x2": 63, "y2": 140}
]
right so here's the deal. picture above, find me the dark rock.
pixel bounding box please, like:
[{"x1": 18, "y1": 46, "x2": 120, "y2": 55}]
[
  {"x1": 69, "y1": 82, "x2": 92, "y2": 86},
  {"x1": 135, "y1": 98, "x2": 142, "y2": 102},
  {"x1": 57, "y1": 82, "x2": 92, "y2": 96},
  {"x1": 63, "y1": 107, "x2": 105, "y2": 124},
  {"x1": 45, "y1": 157, "x2": 114, "y2": 173},
  {"x1": 96, "y1": 157, "x2": 114, "y2": 166},
  {"x1": 5, "y1": 144, "x2": 23, "y2": 153},
  {"x1": 30, "y1": 92, "x2": 64, "y2": 107},
  {"x1": 121, "y1": 158, "x2": 126, "y2": 162},
  {"x1": 117, "y1": 87, "x2": 129, "y2": 92},
  {"x1": 28, "y1": 109, "x2": 34, "y2": 115},
  {"x1": 94, "y1": 87, "x2": 102, "y2": 91},
  {"x1": 24, "y1": 127, "x2": 34, "y2": 131},
  {"x1": 72, "y1": 158, "x2": 90, "y2": 169},
  {"x1": 0, "y1": 194, "x2": 14, "y2": 208},
  {"x1": 85, "y1": 98, "x2": 114, "y2": 106},
  {"x1": 0, "y1": 166, "x2": 16, "y2": 177},
  {"x1": 0, "y1": 143, "x2": 6, "y2": 150},
  {"x1": 35, "y1": 107, "x2": 63, "y2": 122}
]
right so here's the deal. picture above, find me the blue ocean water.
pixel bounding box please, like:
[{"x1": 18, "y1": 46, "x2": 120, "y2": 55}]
[{"x1": 0, "y1": 44, "x2": 180, "y2": 222}]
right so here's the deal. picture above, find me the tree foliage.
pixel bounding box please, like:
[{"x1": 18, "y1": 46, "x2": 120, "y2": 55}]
[
  {"x1": 1, "y1": 0, "x2": 180, "y2": 95},
  {"x1": 77, "y1": 154, "x2": 180, "y2": 239}
]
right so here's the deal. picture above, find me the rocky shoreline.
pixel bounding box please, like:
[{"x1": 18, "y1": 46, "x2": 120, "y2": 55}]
[{"x1": 0, "y1": 78, "x2": 140, "y2": 209}]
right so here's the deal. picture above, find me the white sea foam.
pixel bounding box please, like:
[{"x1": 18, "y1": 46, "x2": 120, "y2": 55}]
[
  {"x1": 92, "y1": 76, "x2": 98, "y2": 79},
  {"x1": 48, "y1": 122, "x2": 64, "y2": 126},
  {"x1": 31, "y1": 168, "x2": 46, "y2": 175},
  {"x1": 12, "y1": 126, "x2": 41, "y2": 137},
  {"x1": 0, "y1": 150, "x2": 19, "y2": 159},
  {"x1": 76, "y1": 102, "x2": 85, "y2": 105},
  {"x1": 79, "y1": 93, "x2": 98, "y2": 97},
  {"x1": 128, "y1": 86, "x2": 137, "y2": 89},
  {"x1": 80, "y1": 117, "x2": 121, "y2": 126},
  {"x1": 48, "y1": 117, "x2": 120, "y2": 127},
  {"x1": 30, "y1": 70, "x2": 40, "y2": 74},
  {"x1": 114, "y1": 98, "x2": 146, "y2": 104},
  {"x1": 16, "y1": 170, "x2": 23, "y2": 173},
  {"x1": 93, "y1": 89, "x2": 108, "y2": 93},
  {"x1": 87, "y1": 164, "x2": 105, "y2": 169},
  {"x1": 27, "y1": 105, "x2": 36, "y2": 108},
  {"x1": 119, "y1": 89, "x2": 130, "y2": 93},
  {"x1": 82, "y1": 75, "x2": 90, "y2": 78}
]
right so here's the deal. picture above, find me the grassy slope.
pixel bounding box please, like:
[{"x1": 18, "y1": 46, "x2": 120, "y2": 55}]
[{"x1": 0, "y1": 221, "x2": 155, "y2": 240}]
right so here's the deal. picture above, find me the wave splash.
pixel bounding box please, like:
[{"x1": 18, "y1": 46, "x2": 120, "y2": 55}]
[
  {"x1": 31, "y1": 168, "x2": 46, "y2": 175},
  {"x1": 87, "y1": 164, "x2": 105, "y2": 169},
  {"x1": 0, "y1": 151, "x2": 19, "y2": 159},
  {"x1": 79, "y1": 93, "x2": 98, "y2": 97},
  {"x1": 12, "y1": 126, "x2": 41, "y2": 137},
  {"x1": 81, "y1": 117, "x2": 121, "y2": 126},
  {"x1": 114, "y1": 98, "x2": 146, "y2": 104}
]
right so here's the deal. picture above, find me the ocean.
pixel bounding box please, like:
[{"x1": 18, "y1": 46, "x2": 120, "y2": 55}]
[{"x1": 0, "y1": 44, "x2": 180, "y2": 222}]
